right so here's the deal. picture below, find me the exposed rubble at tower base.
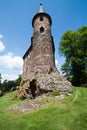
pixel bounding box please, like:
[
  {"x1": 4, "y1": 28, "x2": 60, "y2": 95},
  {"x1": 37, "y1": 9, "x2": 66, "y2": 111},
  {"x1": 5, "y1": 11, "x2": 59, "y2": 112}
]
[{"x1": 15, "y1": 70, "x2": 73, "y2": 99}]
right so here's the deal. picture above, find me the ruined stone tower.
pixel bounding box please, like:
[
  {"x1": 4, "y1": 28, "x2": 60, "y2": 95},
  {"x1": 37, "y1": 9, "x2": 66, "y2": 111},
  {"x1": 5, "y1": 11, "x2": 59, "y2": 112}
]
[
  {"x1": 23, "y1": 3, "x2": 56, "y2": 80},
  {"x1": 16, "y1": 4, "x2": 73, "y2": 99}
]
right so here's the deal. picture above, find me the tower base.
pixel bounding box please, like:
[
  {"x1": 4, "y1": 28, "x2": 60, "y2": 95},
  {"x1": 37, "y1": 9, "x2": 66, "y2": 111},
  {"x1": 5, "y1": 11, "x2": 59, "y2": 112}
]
[{"x1": 15, "y1": 69, "x2": 73, "y2": 99}]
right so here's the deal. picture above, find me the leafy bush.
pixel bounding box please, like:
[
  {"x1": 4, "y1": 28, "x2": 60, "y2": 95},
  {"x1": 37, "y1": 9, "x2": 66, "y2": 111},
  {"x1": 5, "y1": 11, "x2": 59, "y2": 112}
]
[{"x1": 0, "y1": 75, "x2": 21, "y2": 95}]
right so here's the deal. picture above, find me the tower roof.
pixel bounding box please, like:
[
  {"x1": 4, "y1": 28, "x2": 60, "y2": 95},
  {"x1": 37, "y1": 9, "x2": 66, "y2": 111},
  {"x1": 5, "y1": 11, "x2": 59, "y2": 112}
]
[
  {"x1": 38, "y1": 3, "x2": 44, "y2": 13},
  {"x1": 32, "y1": 3, "x2": 52, "y2": 27}
]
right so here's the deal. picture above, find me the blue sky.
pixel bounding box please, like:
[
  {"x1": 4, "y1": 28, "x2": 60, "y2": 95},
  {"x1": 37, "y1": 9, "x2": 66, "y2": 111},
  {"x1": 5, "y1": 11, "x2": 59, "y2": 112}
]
[{"x1": 0, "y1": 0, "x2": 87, "y2": 81}]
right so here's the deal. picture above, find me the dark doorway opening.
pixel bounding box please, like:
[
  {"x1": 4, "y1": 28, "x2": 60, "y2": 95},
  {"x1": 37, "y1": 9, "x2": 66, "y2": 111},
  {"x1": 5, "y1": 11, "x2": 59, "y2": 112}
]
[{"x1": 29, "y1": 79, "x2": 37, "y2": 99}]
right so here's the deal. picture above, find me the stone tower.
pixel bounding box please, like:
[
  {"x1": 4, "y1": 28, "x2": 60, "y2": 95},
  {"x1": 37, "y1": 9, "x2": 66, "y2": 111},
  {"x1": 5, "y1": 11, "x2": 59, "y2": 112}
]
[
  {"x1": 16, "y1": 4, "x2": 73, "y2": 99},
  {"x1": 23, "y1": 3, "x2": 55, "y2": 80}
]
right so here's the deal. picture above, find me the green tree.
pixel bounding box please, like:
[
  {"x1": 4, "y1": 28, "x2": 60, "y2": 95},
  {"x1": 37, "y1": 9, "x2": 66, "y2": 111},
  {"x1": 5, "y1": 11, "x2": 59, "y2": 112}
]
[
  {"x1": 0, "y1": 75, "x2": 22, "y2": 95},
  {"x1": 59, "y1": 26, "x2": 87, "y2": 86},
  {"x1": 1, "y1": 80, "x2": 16, "y2": 92},
  {"x1": 0, "y1": 73, "x2": 2, "y2": 83},
  {"x1": 16, "y1": 75, "x2": 22, "y2": 86}
]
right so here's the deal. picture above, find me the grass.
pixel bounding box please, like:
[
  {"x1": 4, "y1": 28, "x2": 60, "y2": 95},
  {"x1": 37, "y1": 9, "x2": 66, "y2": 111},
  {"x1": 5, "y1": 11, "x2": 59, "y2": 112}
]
[{"x1": 0, "y1": 87, "x2": 87, "y2": 130}]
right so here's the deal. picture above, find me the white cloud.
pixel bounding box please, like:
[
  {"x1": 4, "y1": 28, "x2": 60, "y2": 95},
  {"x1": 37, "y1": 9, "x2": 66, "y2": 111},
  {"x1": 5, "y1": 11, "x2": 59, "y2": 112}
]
[
  {"x1": 2, "y1": 73, "x2": 18, "y2": 81},
  {"x1": 0, "y1": 41, "x2": 5, "y2": 52},
  {"x1": 55, "y1": 59, "x2": 58, "y2": 65},
  {"x1": 0, "y1": 34, "x2": 3, "y2": 39},
  {"x1": 0, "y1": 35, "x2": 23, "y2": 81},
  {"x1": 0, "y1": 52, "x2": 23, "y2": 70}
]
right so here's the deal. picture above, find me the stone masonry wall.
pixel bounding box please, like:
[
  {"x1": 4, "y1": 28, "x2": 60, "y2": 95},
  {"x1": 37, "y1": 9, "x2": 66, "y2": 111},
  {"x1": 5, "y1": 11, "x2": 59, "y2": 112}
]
[{"x1": 22, "y1": 14, "x2": 56, "y2": 81}]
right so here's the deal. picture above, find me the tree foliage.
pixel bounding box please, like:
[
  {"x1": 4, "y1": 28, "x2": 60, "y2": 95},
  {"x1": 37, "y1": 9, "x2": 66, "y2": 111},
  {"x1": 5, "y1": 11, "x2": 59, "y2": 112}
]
[
  {"x1": 0, "y1": 75, "x2": 22, "y2": 96},
  {"x1": 0, "y1": 73, "x2": 2, "y2": 83},
  {"x1": 59, "y1": 26, "x2": 87, "y2": 86}
]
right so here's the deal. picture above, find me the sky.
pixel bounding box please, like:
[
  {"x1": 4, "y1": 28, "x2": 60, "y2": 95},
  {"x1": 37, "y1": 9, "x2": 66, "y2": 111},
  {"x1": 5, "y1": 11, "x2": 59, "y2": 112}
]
[{"x1": 0, "y1": 0, "x2": 87, "y2": 81}]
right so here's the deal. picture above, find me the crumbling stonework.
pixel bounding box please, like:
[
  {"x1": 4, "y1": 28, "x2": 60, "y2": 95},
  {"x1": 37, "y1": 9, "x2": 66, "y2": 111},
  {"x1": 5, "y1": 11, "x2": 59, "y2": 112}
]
[{"x1": 15, "y1": 4, "x2": 73, "y2": 99}]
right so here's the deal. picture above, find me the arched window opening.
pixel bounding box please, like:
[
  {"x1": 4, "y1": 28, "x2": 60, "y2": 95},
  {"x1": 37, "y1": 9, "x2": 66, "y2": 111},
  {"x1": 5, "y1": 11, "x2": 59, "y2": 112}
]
[
  {"x1": 40, "y1": 27, "x2": 44, "y2": 33},
  {"x1": 40, "y1": 16, "x2": 43, "y2": 21}
]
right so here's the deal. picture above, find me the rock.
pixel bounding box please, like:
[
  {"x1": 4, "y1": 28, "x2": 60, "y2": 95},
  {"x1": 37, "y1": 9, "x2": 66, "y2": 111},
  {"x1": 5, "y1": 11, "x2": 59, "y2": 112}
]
[
  {"x1": 15, "y1": 70, "x2": 73, "y2": 99},
  {"x1": 55, "y1": 94, "x2": 65, "y2": 100}
]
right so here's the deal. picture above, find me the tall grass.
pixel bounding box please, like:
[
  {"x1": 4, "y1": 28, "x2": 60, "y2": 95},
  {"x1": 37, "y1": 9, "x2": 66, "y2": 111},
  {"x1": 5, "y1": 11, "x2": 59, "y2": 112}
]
[{"x1": 0, "y1": 87, "x2": 87, "y2": 130}]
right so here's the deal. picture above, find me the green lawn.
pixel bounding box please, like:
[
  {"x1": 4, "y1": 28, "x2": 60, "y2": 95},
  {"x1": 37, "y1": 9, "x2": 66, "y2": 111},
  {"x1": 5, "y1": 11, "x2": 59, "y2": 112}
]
[{"x1": 0, "y1": 87, "x2": 87, "y2": 130}]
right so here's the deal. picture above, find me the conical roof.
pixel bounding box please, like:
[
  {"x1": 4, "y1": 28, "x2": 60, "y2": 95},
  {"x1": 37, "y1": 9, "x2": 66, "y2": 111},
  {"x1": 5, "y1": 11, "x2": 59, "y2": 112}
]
[
  {"x1": 38, "y1": 3, "x2": 44, "y2": 13},
  {"x1": 32, "y1": 3, "x2": 52, "y2": 26}
]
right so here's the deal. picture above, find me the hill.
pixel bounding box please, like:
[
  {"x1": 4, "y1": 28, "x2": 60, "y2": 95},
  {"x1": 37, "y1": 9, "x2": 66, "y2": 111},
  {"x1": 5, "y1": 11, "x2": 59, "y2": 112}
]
[{"x1": 0, "y1": 87, "x2": 87, "y2": 130}]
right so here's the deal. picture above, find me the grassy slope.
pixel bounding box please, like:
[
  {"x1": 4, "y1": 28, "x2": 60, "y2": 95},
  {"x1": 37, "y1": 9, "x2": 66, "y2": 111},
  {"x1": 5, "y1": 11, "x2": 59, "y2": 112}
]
[{"x1": 0, "y1": 87, "x2": 87, "y2": 130}]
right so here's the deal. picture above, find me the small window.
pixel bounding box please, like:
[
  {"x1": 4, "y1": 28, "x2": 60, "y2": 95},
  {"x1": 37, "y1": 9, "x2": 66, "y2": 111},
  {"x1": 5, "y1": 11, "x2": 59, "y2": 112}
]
[
  {"x1": 40, "y1": 16, "x2": 43, "y2": 21},
  {"x1": 40, "y1": 27, "x2": 44, "y2": 33}
]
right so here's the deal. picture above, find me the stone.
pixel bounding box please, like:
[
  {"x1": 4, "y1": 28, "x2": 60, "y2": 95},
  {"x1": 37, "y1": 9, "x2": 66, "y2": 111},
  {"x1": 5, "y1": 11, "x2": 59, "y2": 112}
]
[{"x1": 15, "y1": 4, "x2": 73, "y2": 99}]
